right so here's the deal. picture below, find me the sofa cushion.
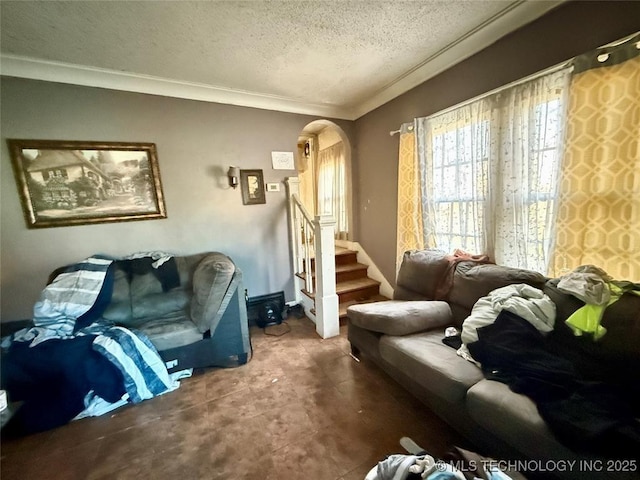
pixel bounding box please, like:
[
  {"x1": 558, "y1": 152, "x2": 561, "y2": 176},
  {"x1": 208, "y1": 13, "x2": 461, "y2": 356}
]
[
  {"x1": 347, "y1": 301, "x2": 452, "y2": 336},
  {"x1": 395, "y1": 250, "x2": 448, "y2": 300},
  {"x1": 130, "y1": 269, "x2": 164, "y2": 299},
  {"x1": 131, "y1": 289, "x2": 190, "y2": 322},
  {"x1": 101, "y1": 302, "x2": 133, "y2": 324},
  {"x1": 466, "y1": 379, "x2": 568, "y2": 460},
  {"x1": 448, "y1": 263, "x2": 548, "y2": 325},
  {"x1": 136, "y1": 314, "x2": 202, "y2": 351},
  {"x1": 379, "y1": 331, "x2": 483, "y2": 404},
  {"x1": 101, "y1": 266, "x2": 133, "y2": 323},
  {"x1": 108, "y1": 265, "x2": 130, "y2": 303}
]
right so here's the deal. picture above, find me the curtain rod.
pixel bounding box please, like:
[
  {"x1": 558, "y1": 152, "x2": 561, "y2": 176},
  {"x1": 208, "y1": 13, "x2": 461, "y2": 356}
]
[
  {"x1": 390, "y1": 30, "x2": 638, "y2": 136},
  {"x1": 389, "y1": 59, "x2": 572, "y2": 136},
  {"x1": 389, "y1": 124, "x2": 414, "y2": 136}
]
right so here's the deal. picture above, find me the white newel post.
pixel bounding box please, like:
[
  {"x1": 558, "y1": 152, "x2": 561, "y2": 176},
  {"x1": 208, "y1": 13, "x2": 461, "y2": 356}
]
[
  {"x1": 285, "y1": 177, "x2": 302, "y2": 305},
  {"x1": 314, "y1": 215, "x2": 340, "y2": 338}
]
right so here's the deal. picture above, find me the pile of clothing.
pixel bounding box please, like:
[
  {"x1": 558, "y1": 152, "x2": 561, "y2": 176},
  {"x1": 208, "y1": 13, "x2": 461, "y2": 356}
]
[
  {"x1": 369, "y1": 444, "x2": 525, "y2": 480},
  {"x1": 451, "y1": 265, "x2": 640, "y2": 458}
]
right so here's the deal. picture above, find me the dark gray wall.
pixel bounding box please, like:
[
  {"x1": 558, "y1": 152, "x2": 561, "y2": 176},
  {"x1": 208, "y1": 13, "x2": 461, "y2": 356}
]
[
  {"x1": 353, "y1": 0, "x2": 640, "y2": 286},
  {"x1": 0, "y1": 78, "x2": 353, "y2": 321}
]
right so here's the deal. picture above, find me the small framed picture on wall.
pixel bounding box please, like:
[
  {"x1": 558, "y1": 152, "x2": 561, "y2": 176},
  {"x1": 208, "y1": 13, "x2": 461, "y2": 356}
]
[{"x1": 240, "y1": 169, "x2": 266, "y2": 205}]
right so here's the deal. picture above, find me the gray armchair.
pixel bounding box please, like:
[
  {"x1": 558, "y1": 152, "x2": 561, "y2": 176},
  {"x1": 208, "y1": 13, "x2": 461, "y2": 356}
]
[{"x1": 91, "y1": 252, "x2": 251, "y2": 371}]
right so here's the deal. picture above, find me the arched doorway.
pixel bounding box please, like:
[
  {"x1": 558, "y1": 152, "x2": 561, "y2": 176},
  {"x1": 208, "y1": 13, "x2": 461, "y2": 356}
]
[{"x1": 297, "y1": 120, "x2": 352, "y2": 240}]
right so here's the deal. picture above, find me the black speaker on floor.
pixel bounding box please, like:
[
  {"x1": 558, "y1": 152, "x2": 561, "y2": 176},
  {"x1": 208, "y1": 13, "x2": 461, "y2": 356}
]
[{"x1": 246, "y1": 291, "x2": 285, "y2": 328}]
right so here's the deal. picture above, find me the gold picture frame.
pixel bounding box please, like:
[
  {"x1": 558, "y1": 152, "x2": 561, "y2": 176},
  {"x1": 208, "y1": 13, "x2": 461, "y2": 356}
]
[
  {"x1": 240, "y1": 169, "x2": 266, "y2": 205},
  {"x1": 8, "y1": 139, "x2": 167, "y2": 228}
]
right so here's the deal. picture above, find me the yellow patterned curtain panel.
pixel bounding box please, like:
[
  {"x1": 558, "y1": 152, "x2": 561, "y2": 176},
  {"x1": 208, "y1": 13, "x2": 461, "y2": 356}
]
[
  {"x1": 551, "y1": 40, "x2": 640, "y2": 281},
  {"x1": 396, "y1": 125, "x2": 424, "y2": 274}
]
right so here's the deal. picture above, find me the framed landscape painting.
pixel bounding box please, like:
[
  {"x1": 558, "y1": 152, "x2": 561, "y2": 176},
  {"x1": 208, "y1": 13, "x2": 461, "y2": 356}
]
[{"x1": 8, "y1": 139, "x2": 167, "y2": 228}]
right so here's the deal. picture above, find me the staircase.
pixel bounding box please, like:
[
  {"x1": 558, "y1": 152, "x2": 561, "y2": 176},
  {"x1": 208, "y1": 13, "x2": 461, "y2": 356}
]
[
  {"x1": 286, "y1": 177, "x2": 389, "y2": 338},
  {"x1": 299, "y1": 246, "x2": 388, "y2": 321}
]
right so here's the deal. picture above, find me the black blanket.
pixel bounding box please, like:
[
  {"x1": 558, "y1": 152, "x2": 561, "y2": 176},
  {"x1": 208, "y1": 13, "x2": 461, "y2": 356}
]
[
  {"x1": 467, "y1": 310, "x2": 640, "y2": 459},
  {"x1": 1, "y1": 336, "x2": 125, "y2": 436}
]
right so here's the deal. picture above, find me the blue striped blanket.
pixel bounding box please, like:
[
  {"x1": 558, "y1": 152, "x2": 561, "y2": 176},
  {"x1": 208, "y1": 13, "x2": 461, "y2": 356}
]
[
  {"x1": 2, "y1": 255, "x2": 177, "y2": 408},
  {"x1": 6, "y1": 256, "x2": 114, "y2": 346},
  {"x1": 90, "y1": 324, "x2": 177, "y2": 403}
]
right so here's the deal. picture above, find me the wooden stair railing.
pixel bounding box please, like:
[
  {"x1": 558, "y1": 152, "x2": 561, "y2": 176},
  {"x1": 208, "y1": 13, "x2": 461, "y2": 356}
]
[{"x1": 285, "y1": 177, "x2": 339, "y2": 339}]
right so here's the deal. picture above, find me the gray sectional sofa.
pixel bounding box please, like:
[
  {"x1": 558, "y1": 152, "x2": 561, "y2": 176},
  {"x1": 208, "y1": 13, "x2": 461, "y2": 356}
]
[{"x1": 347, "y1": 250, "x2": 640, "y2": 480}]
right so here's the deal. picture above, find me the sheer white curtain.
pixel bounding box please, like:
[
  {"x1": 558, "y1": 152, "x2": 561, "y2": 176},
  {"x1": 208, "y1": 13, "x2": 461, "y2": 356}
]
[
  {"x1": 297, "y1": 138, "x2": 316, "y2": 215},
  {"x1": 316, "y1": 142, "x2": 349, "y2": 240},
  {"x1": 417, "y1": 101, "x2": 491, "y2": 255},
  {"x1": 416, "y1": 67, "x2": 571, "y2": 273},
  {"x1": 493, "y1": 71, "x2": 570, "y2": 271}
]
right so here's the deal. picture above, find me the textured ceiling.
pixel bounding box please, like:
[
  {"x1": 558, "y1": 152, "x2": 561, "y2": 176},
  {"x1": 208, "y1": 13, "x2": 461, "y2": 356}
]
[{"x1": 0, "y1": 1, "x2": 562, "y2": 119}]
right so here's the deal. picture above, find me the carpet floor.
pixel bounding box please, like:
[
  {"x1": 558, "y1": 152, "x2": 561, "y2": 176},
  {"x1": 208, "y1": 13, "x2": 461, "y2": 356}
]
[{"x1": 1, "y1": 316, "x2": 465, "y2": 480}]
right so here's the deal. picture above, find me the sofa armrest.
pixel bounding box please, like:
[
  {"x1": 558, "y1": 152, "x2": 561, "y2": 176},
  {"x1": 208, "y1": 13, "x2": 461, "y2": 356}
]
[
  {"x1": 190, "y1": 252, "x2": 236, "y2": 333},
  {"x1": 347, "y1": 300, "x2": 452, "y2": 336}
]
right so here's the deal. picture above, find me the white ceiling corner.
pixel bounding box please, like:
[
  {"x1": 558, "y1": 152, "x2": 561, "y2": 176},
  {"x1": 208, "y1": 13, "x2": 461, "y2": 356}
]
[{"x1": 0, "y1": 1, "x2": 564, "y2": 121}]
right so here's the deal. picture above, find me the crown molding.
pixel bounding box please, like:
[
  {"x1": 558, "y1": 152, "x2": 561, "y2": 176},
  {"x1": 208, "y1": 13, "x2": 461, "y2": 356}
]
[
  {"x1": 350, "y1": 0, "x2": 565, "y2": 119},
  {"x1": 0, "y1": 54, "x2": 356, "y2": 120}
]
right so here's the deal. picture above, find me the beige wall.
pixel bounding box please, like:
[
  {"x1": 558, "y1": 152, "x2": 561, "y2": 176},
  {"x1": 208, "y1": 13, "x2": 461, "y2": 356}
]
[
  {"x1": 0, "y1": 78, "x2": 353, "y2": 321},
  {"x1": 353, "y1": 0, "x2": 640, "y2": 287},
  {"x1": 317, "y1": 128, "x2": 343, "y2": 150}
]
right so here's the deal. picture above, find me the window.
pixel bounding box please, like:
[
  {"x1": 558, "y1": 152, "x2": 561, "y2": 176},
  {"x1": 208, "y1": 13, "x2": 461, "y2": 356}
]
[
  {"x1": 521, "y1": 98, "x2": 563, "y2": 264},
  {"x1": 430, "y1": 119, "x2": 489, "y2": 254},
  {"x1": 43, "y1": 169, "x2": 68, "y2": 181},
  {"x1": 417, "y1": 67, "x2": 571, "y2": 273}
]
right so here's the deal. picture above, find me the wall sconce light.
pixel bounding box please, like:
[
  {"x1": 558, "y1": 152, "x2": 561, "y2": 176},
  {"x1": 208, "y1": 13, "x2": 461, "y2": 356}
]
[{"x1": 228, "y1": 166, "x2": 239, "y2": 189}]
